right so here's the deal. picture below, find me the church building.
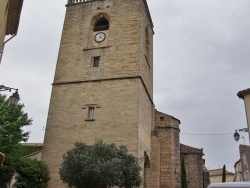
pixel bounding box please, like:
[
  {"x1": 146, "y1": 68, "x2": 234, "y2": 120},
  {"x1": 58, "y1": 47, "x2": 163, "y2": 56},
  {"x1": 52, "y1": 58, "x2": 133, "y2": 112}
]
[{"x1": 42, "y1": 0, "x2": 209, "y2": 187}]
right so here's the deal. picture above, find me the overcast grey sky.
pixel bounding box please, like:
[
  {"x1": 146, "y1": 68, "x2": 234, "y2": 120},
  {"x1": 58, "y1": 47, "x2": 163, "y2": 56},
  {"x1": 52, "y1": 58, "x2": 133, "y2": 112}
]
[{"x1": 1, "y1": 0, "x2": 250, "y2": 172}]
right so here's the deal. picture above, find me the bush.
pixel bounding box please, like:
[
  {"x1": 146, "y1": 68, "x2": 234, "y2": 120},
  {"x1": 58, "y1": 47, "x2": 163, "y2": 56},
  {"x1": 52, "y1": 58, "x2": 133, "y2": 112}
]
[
  {"x1": 14, "y1": 159, "x2": 50, "y2": 188},
  {"x1": 59, "y1": 140, "x2": 142, "y2": 188}
]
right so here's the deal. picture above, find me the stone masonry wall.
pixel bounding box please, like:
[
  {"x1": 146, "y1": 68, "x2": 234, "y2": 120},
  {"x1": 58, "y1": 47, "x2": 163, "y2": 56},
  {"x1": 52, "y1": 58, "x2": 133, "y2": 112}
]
[
  {"x1": 43, "y1": 79, "x2": 150, "y2": 187},
  {"x1": 147, "y1": 135, "x2": 160, "y2": 188},
  {"x1": 181, "y1": 145, "x2": 204, "y2": 188},
  {"x1": 183, "y1": 154, "x2": 204, "y2": 188},
  {"x1": 154, "y1": 110, "x2": 181, "y2": 188},
  {"x1": 54, "y1": 0, "x2": 153, "y2": 99},
  {"x1": 42, "y1": 0, "x2": 154, "y2": 187}
]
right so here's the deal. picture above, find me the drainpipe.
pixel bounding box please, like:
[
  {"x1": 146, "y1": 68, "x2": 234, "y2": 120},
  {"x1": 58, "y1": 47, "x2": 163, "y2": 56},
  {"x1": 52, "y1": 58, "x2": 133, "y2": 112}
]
[{"x1": 0, "y1": 34, "x2": 17, "y2": 65}]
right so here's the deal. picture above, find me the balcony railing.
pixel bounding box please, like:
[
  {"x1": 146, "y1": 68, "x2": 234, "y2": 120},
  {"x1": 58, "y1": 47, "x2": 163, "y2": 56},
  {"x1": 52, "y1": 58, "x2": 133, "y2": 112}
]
[{"x1": 67, "y1": 0, "x2": 95, "y2": 5}]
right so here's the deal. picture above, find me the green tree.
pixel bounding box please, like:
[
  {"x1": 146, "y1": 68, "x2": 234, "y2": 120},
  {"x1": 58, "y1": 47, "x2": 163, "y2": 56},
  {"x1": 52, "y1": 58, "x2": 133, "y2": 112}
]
[
  {"x1": 0, "y1": 157, "x2": 50, "y2": 188},
  {"x1": 0, "y1": 94, "x2": 32, "y2": 187},
  {"x1": 59, "y1": 140, "x2": 142, "y2": 188},
  {"x1": 222, "y1": 164, "x2": 226, "y2": 182},
  {"x1": 0, "y1": 94, "x2": 50, "y2": 188},
  {"x1": 0, "y1": 156, "x2": 16, "y2": 187},
  {"x1": 0, "y1": 94, "x2": 31, "y2": 154},
  {"x1": 14, "y1": 159, "x2": 50, "y2": 188},
  {"x1": 0, "y1": 94, "x2": 50, "y2": 187}
]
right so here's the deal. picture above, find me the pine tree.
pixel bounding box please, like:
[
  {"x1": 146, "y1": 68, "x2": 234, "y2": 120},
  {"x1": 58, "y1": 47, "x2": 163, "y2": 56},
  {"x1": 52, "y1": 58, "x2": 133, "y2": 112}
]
[{"x1": 222, "y1": 164, "x2": 226, "y2": 182}]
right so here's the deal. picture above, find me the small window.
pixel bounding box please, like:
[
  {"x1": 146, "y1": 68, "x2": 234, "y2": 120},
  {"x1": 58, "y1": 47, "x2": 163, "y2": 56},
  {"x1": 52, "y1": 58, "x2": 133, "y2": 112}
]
[
  {"x1": 94, "y1": 18, "x2": 109, "y2": 31},
  {"x1": 160, "y1": 117, "x2": 164, "y2": 121},
  {"x1": 88, "y1": 107, "x2": 95, "y2": 120},
  {"x1": 93, "y1": 57, "x2": 100, "y2": 67}
]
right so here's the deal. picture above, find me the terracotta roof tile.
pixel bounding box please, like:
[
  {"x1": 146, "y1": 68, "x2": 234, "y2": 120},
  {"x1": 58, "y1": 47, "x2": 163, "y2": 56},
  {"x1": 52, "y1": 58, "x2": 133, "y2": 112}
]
[{"x1": 209, "y1": 168, "x2": 234, "y2": 176}]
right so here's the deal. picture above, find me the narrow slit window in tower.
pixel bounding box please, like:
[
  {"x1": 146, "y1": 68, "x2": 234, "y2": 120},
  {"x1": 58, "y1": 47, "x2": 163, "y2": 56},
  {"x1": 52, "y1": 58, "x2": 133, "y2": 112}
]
[
  {"x1": 93, "y1": 57, "x2": 100, "y2": 67},
  {"x1": 88, "y1": 107, "x2": 95, "y2": 120}
]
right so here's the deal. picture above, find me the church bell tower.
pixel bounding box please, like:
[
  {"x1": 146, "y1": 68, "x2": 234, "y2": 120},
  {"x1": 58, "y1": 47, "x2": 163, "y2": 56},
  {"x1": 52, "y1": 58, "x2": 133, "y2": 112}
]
[{"x1": 42, "y1": 0, "x2": 154, "y2": 187}]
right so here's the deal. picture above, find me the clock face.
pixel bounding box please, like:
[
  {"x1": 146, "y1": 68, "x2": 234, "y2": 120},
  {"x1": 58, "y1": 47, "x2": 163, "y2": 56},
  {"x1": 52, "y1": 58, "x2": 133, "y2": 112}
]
[{"x1": 95, "y1": 32, "x2": 106, "y2": 42}]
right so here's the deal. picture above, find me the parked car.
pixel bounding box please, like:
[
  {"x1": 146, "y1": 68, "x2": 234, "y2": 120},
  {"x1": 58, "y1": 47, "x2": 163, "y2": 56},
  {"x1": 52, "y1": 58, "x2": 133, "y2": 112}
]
[{"x1": 208, "y1": 182, "x2": 250, "y2": 188}]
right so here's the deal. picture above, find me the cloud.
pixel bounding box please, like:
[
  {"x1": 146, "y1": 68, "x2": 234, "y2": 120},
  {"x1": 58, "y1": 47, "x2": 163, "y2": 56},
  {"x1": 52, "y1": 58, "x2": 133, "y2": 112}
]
[
  {"x1": 149, "y1": 0, "x2": 250, "y2": 171},
  {"x1": 1, "y1": 0, "x2": 250, "y2": 172}
]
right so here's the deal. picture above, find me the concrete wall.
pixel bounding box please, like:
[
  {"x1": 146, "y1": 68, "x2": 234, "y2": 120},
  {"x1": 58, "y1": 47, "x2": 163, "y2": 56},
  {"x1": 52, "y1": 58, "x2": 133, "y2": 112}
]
[
  {"x1": 239, "y1": 144, "x2": 250, "y2": 181},
  {"x1": 237, "y1": 89, "x2": 250, "y2": 143},
  {"x1": 244, "y1": 94, "x2": 250, "y2": 140}
]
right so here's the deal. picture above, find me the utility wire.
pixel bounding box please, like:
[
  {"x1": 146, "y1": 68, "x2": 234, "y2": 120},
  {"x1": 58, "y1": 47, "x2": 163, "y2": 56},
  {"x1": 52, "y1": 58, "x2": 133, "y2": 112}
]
[{"x1": 180, "y1": 133, "x2": 233, "y2": 135}]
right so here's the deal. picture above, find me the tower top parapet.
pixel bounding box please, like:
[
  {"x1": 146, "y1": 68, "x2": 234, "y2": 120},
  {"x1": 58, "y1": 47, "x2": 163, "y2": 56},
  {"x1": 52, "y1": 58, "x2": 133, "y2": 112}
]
[
  {"x1": 66, "y1": 0, "x2": 154, "y2": 29},
  {"x1": 67, "y1": 0, "x2": 96, "y2": 5},
  {"x1": 237, "y1": 88, "x2": 250, "y2": 99}
]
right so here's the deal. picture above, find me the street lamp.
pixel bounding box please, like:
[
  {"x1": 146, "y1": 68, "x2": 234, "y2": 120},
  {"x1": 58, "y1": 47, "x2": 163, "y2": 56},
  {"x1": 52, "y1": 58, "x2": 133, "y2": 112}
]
[
  {"x1": 234, "y1": 131, "x2": 240, "y2": 142},
  {"x1": 0, "y1": 85, "x2": 20, "y2": 105},
  {"x1": 233, "y1": 128, "x2": 248, "y2": 142}
]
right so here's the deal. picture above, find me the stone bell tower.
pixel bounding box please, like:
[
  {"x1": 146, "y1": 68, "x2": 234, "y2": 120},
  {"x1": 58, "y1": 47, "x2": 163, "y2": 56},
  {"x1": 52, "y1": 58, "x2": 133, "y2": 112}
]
[{"x1": 42, "y1": 0, "x2": 154, "y2": 187}]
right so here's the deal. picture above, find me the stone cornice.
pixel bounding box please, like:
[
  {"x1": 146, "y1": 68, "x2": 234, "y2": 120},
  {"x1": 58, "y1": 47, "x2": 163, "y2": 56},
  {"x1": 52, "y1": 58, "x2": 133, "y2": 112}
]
[
  {"x1": 53, "y1": 75, "x2": 154, "y2": 105},
  {"x1": 180, "y1": 144, "x2": 203, "y2": 155},
  {"x1": 142, "y1": 0, "x2": 154, "y2": 30},
  {"x1": 237, "y1": 88, "x2": 250, "y2": 99},
  {"x1": 6, "y1": 0, "x2": 23, "y2": 35}
]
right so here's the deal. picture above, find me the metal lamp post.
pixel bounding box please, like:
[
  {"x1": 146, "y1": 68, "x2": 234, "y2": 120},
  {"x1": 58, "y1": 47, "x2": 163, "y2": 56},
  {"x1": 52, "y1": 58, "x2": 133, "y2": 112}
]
[{"x1": 0, "y1": 85, "x2": 20, "y2": 105}]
